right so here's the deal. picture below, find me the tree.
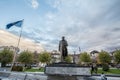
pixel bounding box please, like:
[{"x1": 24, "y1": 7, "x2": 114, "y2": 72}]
[
  {"x1": 80, "y1": 52, "x2": 91, "y2": 65},
  {"x1": 18, "y1": 50, "x2": 33, "y2": 67},
  {"x1": 98, "y1": 50, "x2": 111, "y2": 71},
  {"x1": 98, "y1": 50, "x2": 111, "y2": 64},
  {"x1": 114, "y1": 49, "x2": 120, "y2": 64},
  {"x1": 64, "y1": 56, "x2": 72, "y2": 63},
  {"x1": 0, "y1": 48, "x2": 14, "y2": 67},
  {"x1": 33, "y1": 51, "x2": 39, "y2": 64},
  {"x1": 39, "y1": 51, "x2": 51, "y2": 65}
]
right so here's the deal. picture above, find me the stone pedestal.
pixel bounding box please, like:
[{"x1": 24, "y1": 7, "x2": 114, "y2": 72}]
[{"x1": 45, "y1": 62, "x2": 91, "y2": 80}]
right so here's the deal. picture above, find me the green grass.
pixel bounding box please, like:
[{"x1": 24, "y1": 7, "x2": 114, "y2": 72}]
[
  {"x1": 98, "y1": 68, "x2": 120, "y2": 74},
  {"x1": 24, "y1": 68, "x2": 44, "y2": 72}
]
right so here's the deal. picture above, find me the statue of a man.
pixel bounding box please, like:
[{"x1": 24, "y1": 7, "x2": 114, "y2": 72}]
[{"x1": 59, "y1": 36, "x2": 68, "y2": 61}]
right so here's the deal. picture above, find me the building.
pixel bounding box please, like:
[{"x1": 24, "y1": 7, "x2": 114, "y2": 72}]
[
  {"x1": 50, "y1": 50, "x2": 61, "y2": 63},
  {"x1": 90, "y1": 50, "x2": 99, "y2": 63}
]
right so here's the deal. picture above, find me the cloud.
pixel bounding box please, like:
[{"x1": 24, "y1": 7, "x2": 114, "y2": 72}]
[
  {"x1": 31, "y1": 0, "x2": 39, "y2": 9},
  {"x1": 26, "y1": 0, "x2": 39, "y2": 9},
  {"x1": 39, "y1": 0, "x2": 120, "y2": 52},
  {"x1": 47, "y1": 0, "x2": 61, "y2": 9},
  {"x1": 8, "y1": 0, "x2": 120, "y2": 53}
]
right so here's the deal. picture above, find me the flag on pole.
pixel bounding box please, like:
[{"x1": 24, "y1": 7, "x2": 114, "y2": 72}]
[{"x1": 6, "y1": 20, "x2": 23, "y2": 29}]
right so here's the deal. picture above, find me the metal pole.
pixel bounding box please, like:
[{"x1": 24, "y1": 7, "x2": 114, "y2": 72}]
[{"x1": 10, "y1": 19, "x2": 24, "y2": 71}]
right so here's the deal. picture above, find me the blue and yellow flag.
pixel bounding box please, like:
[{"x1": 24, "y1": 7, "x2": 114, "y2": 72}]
[{"x1": 6, "y1": 20, "x2": 23, "y2": 29}]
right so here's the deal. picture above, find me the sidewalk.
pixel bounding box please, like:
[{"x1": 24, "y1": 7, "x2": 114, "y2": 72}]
[
  {"x1": 92, "y1": 74, "x2": 120, "y2": 77},
  {"x1": 0, "y1": 71, "x2": 120, "y2": 80},
  {"x1": 91, "y1": 76, "x2": 120, "y2": 80},
  {"x1": 91, "y1": 74, "x2": 120, "y2": 80}
]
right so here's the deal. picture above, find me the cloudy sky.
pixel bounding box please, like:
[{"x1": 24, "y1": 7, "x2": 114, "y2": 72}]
[{"x1": 0, "y1": 0, "x2": 120, "y2": 53}]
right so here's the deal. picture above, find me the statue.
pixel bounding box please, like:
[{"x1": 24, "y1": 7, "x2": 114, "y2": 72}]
[{"x1": 59, "y1": 36, "x2": 68, "y2": 61}]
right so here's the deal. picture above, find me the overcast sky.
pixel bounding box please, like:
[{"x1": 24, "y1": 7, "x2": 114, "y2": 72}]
[{"x1": 0, "y1": 0, "x2": 120, "y2": 53}]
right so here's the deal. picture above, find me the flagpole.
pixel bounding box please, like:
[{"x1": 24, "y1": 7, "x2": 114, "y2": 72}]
[
  {"x1": 10, "y1": 19, "x2": 24, "y2": 71},
  {"x1": 17, "y1": 21, "x2": 24, "y2": 48}
]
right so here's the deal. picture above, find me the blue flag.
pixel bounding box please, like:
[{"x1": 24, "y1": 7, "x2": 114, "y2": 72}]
[{"x1": 6, "y1": 20, "x2": 23, "y2": 29}]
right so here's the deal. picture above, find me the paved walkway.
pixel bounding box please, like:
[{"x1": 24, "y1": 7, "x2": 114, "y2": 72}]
[
  {"x1": 0, "y1": 71, "x2": 120, "y2": 80},
  {"x1": 91, "y1": 76, "x2": 120, "y2": 80}
]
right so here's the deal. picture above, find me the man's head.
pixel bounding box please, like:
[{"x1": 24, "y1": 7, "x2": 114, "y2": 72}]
[{"x1": 102, "y1": 72, "x2": 104, "y2": 74}]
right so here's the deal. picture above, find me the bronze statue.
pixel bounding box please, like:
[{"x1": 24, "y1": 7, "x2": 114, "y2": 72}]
[{"x1": 59, "y1": 36, "x2": 68, "y2": 61}]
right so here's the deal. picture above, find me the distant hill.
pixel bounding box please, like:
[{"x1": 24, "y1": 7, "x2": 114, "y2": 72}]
[{"x1": 0, "y1": 30, "x2": 44, "y2": 52}]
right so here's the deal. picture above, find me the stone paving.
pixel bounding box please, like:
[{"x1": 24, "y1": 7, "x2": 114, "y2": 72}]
[
  {"x1": 92, "y1": 76, "x2": 120, "y2": 80},
  {"x1": 0, "y1": 72, "x2": 47, "y2": 80},
  {"x1": 0, "y1": 71, "x2": 120, "y2": 80}
]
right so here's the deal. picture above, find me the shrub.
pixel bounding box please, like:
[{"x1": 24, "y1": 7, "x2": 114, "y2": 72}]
[
  {"x1": 64, "y1": 56, "x2": 72, "y2": 63},
  {"x1": 102, "y1": 64, "x2": 109, "y2": 71},
  {"x1": 11, "y1": 66, "x2": 23, "y2": 71}
]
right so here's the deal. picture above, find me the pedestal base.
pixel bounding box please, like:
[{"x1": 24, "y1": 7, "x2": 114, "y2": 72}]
[
  {"x1": 47, "y1": 75, "x2": 91, "y2": 80},
  {"x1": 47, "y1": 75, "x2": 77, "y2": 80},
  {"x1": 45, "y1": 62, "x2": 91, "y2": 80}
]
